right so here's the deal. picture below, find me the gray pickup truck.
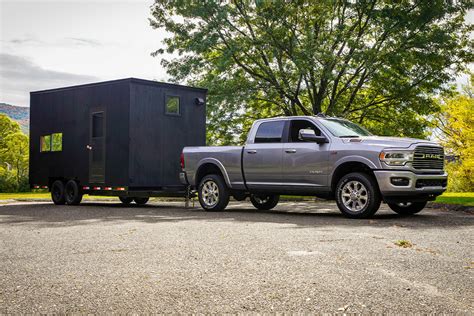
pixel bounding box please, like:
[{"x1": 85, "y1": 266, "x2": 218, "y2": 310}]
[{"x1": 180, "y1": 115, "x2": 447, "y2": 218}]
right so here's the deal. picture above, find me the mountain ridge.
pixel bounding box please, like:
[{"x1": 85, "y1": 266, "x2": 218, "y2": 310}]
[{"x1": 0, "y1": 103, "x2": 29, "y2": 134}]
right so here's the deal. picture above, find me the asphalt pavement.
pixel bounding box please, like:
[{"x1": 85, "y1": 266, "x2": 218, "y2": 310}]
[{"x1": 0, "y1": 200, "x2": 473, "y2": 313}]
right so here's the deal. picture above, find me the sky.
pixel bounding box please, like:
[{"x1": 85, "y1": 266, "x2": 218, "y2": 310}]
[
  {"x1": 0, "y1": 0, "x2": 174, "y2": 106},
  {"x1": 0, "y1": 1, "x2": 473, "y2": 107}
]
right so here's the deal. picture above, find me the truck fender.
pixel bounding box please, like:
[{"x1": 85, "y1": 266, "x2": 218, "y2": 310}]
[
  {"x1": 329, "y1": 155, "x2": 378, "y2": 182},
  {"x1": 195, "y1": 158, "x2": 233, "y2": 189}
]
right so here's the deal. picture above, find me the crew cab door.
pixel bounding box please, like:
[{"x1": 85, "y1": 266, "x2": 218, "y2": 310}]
[
  {"x1": 282, "y1": 119, "x2": 330, "y2": 190},
  {"x1": 243, "y1": 120, "x2": 285, "y2": 190}
]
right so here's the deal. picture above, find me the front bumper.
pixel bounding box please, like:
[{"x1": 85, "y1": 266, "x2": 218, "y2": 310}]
[{"x1": 374, "y1": 170, "x2": 447, "y2": 198}]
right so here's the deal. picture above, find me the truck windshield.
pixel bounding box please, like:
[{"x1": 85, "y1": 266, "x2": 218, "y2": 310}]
[{"x1": 319, "y1": 118, "x2": 372, "y2": 137}]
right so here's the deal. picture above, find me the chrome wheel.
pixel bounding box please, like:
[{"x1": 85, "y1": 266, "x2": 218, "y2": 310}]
[
  {"x1": 341, "y1": 180, "x2": 368, "y2": 213},
  {"x1": 397, "y1": 202, "x2": 412, "y2": 207},
  {"x1": 253, "y1": 195, "x2": 269, "y2": 204},
  {"x1": 202, "y1": 180, "x2": 219, "y2": 207}
]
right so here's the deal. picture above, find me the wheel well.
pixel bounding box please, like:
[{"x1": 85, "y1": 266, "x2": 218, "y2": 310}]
[
  {"x1": 195, "y1": 163, "x2": 224, "y2": 186},
  {"x1": 331, "y1": 162, "x2": 375, "y2": 192}
]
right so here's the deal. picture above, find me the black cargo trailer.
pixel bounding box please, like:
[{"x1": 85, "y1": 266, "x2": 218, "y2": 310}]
[{"x1": 29, "y1": 78, "x2": 206, "y2": 205}]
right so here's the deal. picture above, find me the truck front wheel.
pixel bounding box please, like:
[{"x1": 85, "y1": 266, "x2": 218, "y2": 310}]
[
  {"x1": 51, "y1": 180, "x2": 66, "y2": 205},
  {"x1": 198, "y1": 174, "x2": 230, "y2": 211},
  {"x1": 250, "y1": 194, "x2": 279, "y2": 210},
  {"x1": 388, "y1": 202, "x2": 427, "y2": 215},
  {"x1": 335, "y1": 172, "x2": 381, "y2": 219}
]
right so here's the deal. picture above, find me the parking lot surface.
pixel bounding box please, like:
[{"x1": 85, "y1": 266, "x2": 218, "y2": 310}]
[{"x1": 0, "y1": 201, "x2": 473, "y2": 313}]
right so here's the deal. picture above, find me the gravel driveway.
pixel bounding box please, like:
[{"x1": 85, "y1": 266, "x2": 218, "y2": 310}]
[{"x1": 0, "y1": 201, "x2": 472, "y2": 313}]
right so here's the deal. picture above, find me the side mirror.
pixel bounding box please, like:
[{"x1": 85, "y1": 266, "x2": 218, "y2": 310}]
[{"x1": 299, "y1": 129, "x2": 328, "y2": 144}]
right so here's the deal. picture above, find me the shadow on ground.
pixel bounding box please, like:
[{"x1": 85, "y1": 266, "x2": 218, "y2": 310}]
[{"x1": 0, "y1": 201, "x2": 472, "y2": 230}]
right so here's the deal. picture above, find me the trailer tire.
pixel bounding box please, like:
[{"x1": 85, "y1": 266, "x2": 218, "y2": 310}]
[
  {"x1": 388, "y1": 201, "x2": 427, "y2": 215},
  {"x1": 51, "y1": 180, "x2": 66, "y2": 205},
  {"x1": 335, "y1": 172, "x2": 381, "y2": 219},
  {"x1": 134, "y1": 197, "x2": 149, "y2": 205},
  {"x1": 198, "y1": 174, "x2": 229, "y2": 211},
  {"x1": 119, "y1": 197, "x2": 134, "y2": 205},
  {"x1": 65, "y1": 180, "x2": 83, "y2": 205},
  {"x1": 250, "y1": 194, "x2": 279, "y2": 210}
]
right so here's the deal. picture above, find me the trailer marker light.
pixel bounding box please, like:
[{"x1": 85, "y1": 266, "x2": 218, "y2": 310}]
[
  {"x1": 83, "y1": 186, "x2": 90, "y2": 190},
  {"x1": 116, "y1": 187, "x2": 126, "y2": 191},
  {"x1": 104, "y1": 187, "x2": 112, "y2": 191},
  {"x1": 33, "y1": 185, "x2": 40, "y2": 189},
  {"x1": 42, "y1": 186, "x2": 48, "y2": 189},
  {"x1": 93, "y1": 186, "x2": 101, "y2": 190}
]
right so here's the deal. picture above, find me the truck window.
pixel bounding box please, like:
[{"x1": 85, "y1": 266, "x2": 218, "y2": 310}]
[
  {"x1": 289, "y1": 120, "x2": 321, "y2": 142},
  {"x1": 254, "y1": 121, "x2": 285, "y2": 143}
]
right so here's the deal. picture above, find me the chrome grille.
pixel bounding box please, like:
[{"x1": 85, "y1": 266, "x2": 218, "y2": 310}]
[{"x1": 412, "y1": 146, "x2": 444, "y2": 170}]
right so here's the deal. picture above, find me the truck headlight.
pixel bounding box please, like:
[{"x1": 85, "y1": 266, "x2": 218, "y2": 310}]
[{"x1": 379, "y1": 150, "x2": 414, "y2": 166}]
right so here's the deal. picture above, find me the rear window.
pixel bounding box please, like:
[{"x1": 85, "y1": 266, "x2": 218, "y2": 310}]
[{"x1": 254, "y1": 121, "x2": 285, "y2": 143}]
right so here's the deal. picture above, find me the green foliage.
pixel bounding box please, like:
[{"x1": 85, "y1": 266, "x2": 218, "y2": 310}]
[
  {"x1": 434, "y1": 77, "x2": 474, "y2": 192},
  {"x1": 0, "y1": 114, "x2": 29, "y2": 192},
  {"x1": 151, "y1": 0, "x2": 473, "y2": 144}
]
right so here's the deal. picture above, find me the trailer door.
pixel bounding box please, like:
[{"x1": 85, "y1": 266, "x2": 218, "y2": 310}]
[{"x1": 89, "y1": 111, "x2": 105, "y2": 183}]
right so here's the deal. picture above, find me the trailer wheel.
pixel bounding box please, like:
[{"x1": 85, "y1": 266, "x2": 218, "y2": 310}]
[
  {"x1": 119, "y1": 197, "x2": 133, "y2": 205},
  {"x1": 51, "y1": 180, "x2": 66, "y2": 205},
  {"x1": 65, "y1": 180, "x2": 83, "y2": 205},
  {"x1": 250, "y1": 194, "x2": 279, "y2": 210},
  {"x1": 134, "y1": 197, "x2": 149, "y2": 205},
  {"x1": 388, "y1": 201, "x2": 427, "y2": 215},
  {"x1": 198, "y1": 174, "x2": 230, "y2": 211}
]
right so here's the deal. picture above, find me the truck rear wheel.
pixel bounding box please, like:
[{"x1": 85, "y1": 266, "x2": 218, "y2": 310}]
[
  {"x1": 65, "y1": 180, "x2": 83, "y2": 205},
  {"x1": 335, "y1": 172, "x2": 381, "y2": 219},
  {"x1": 388, "y1": 201, "x2": 427, "y2": 215},
  {"x1": 250, "y1": 194, "x2": 279, "y2": 210},
  {"x1": 198, "y1": 174, "x2": 230, "y2": 211},
  {"x1": 119, "y1": 197, "x2": 134, "y2": 205},
  {"x1": 51, "y1": 180, "x2": 66, "y2": 205},
  {"x1": 134, "y1": 197, "x2": 149, "y2": 205}
]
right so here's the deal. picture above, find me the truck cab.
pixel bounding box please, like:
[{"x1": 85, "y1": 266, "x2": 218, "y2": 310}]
[{"x1": 181, "y1": 115, "x2": 447, "y2": 218}]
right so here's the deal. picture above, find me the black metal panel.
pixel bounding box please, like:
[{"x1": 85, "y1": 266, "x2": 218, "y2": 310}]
[
  {"x1": 129, "y1": 81, "x2": 206, "y2": 187},
  {"x1": 29, "y1": 80, "x2": 130, "y2": 187},
  {"x1": 29, "y1": 78, "x2": 207, "y2": 190}
]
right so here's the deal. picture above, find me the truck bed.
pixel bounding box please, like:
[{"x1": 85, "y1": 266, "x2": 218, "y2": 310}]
[{"x1": 183, "y1": 146, "x2": 245, "y2": 189}]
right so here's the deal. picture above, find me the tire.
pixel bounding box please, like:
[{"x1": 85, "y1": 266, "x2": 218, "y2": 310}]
[
  {"x1": 119, "y1": 197, "x2": 134, "y2": 205},
  {"x1": 65, "y1": 180, "x2": 83, "y2": 205},
  {"x1": 198, "y1": 174, "x2": 230, "y2": 211},
  {"x1": 51, "y1": 180, "x2": 66, "y2": 205},
  {"x1": 250, "y1": 194, "x2": 280, "y2": 210},
  {"x1": 335, "y1": 172, "x2": 381, "y2": 219},
  {"x1": 134, "y1": 197, "x2": 149, "y2": 205},
  {"x1": 388, "y1": 201, "x2": 427, "y2": 215}
]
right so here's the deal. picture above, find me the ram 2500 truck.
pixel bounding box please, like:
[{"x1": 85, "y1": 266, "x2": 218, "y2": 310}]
[{"x1": 180, "y1": 116, "x2": 447, "y2": 218}]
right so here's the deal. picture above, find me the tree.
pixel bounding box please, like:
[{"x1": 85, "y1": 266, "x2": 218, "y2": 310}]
[
  {"x1": 150, "y1": 0, "x2": 473, "y2": 144},
  {"x1": 0, "y1": 114, "x2": 29, "y2": 191},
  {"x1": 434, "y1": 76, "x2": 474, "y2": 192}
]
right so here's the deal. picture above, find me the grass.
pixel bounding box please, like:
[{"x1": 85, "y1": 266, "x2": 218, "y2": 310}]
[
  {"x1": 1, "y1": 191, "x2": 473, "y2": 206},
  {"x1": 394, "y1": 240, "x2": 413, "y2": 248},
  {"x1": 434, "y1": 192, "x2": 474, "y2": 207}
]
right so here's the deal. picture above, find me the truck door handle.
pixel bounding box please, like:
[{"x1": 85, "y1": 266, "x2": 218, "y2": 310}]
[
  {"x1": 247, "y1": 150, "x2": 257, "y2": 154},
  {"x1": 285, "y1": 149, "x2": 296, "y2": 153}
]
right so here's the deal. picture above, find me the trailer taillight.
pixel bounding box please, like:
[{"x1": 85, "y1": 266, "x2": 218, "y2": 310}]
[
  {"x1": 180, "y1": 152, "x2": 185, "y2": 170},
  {"x1": 83, "y1": 186, "x2": 90, "y2": 190}
]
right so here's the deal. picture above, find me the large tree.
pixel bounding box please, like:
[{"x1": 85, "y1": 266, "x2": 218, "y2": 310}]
[{"x1": 151, "y1": 0, "x2": 473, "y2": 144}]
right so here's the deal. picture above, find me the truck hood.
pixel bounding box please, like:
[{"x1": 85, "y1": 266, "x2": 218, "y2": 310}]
[{"x1": 343, "y1": 136, "x2": 441, "y2": 149}]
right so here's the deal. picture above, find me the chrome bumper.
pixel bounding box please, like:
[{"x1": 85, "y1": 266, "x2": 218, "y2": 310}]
[{"x1": 373, "y1": 170, "x2": 447, "y2": 196}]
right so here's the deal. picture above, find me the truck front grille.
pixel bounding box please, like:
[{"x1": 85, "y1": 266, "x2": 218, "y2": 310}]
[{"x1": 412, "y1": 146, "x2": 444, "y2": 170}]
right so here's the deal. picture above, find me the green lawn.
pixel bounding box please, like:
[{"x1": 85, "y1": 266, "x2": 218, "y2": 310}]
[
  {"x1": 1, "y1": 191, "x2": 473, "y2": 207},
  {"x1": 434, "y1": 192, "x2": 474, "y2": 207}
]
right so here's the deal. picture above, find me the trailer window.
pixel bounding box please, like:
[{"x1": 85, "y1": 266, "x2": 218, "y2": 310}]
[
  {"x1": 40, "y1": 135, "x2": 51, "y2": 152},
  {"x1": 166, "y1": 96, "x2": 180, "y2": 115},
  {"x1": 254, "y1": 121, "x2": 285, "y2": 143},
  {"x1": 52, "y1": 133, "x2": 63, "y2": 151}
]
